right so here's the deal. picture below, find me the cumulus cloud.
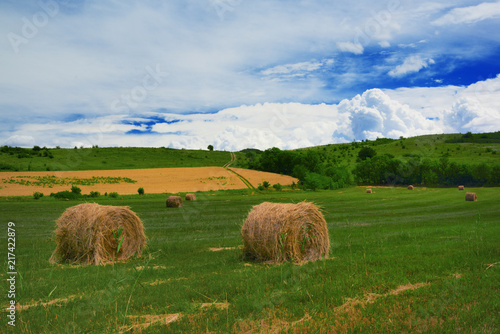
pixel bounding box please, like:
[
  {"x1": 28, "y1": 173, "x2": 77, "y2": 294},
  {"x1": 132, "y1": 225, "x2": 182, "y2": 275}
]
[
  {"x1": 388, "y1": 56, "x2": 435, "y2": 77},
  {"x1": 433, "y1": 1, "x2": 500, "y2": 26},
  {"x1": 338, "y1": 89, "x2": 440, "y2": 140}
]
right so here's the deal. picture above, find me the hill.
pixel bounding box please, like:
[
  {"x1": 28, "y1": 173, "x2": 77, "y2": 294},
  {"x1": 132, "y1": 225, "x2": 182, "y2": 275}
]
[
  {"x1": 234, "y1": 132, "x2": 500, "y2": 171},
  {"x1": 0, "y1": 146, "x2": 230, "y2": 172}
]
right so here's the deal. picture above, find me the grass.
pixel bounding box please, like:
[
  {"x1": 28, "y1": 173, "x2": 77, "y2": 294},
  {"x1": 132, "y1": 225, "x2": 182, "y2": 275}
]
[
  {"x1": 1, "y1": 186, "x2": 499, "y2": 333},
  {"x1": 0, "y1": 147, "x2": 230, "y2": 172}
]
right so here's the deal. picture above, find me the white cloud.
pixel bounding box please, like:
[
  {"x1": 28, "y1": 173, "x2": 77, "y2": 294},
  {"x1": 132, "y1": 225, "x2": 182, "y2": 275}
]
[
  {"x1": 337, "y1": 41, "x2": 364, "y2": 55},
  {"x1": 379, "y1": 40, "x2": 391, "y2": 48},
  {"x1": 388, "y1": 56, "x2": 435, "y2": 77},
  {"x1": 3, "y1": 76, "x2": 500, "y2": 151},
  {"x1": 3, "y1": 135, "x2": 35, "y2": 147},
  {"x1": 433, "y1": 1, "x2": 500, "y2": 26}
]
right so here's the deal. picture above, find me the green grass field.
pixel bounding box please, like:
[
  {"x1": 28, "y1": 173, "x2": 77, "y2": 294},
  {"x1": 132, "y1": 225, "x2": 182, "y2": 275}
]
[
  {"x1": 0, "y1": 147, "x2": 231, "y2": 172},
  {"x1": 1, "y1": 186, "x2": 499, "y2": 333}
]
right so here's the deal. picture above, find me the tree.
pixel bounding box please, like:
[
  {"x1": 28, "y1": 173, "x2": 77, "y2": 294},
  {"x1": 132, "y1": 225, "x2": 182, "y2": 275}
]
[
  {"x1": 207, "y1": 145, "x2": 214, "y2": 151},
  {"x1": 358, "y1": 147, "x2": 377, "y2": 161}
]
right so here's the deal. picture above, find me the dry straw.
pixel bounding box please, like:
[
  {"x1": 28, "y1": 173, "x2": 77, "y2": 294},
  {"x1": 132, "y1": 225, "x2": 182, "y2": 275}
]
[
  {"x1": 458, "y1": 185, "x2": 465, "y2": 191},
  {"x1": 408, "y1": 185, "x2": 414, "y2": 190},
  {"x1": 366, "y1": 189, "x2": 372, "y2": 194},
  {"x1": 50, "y1": 203, "x2": 146, "y2": 265},
  {"x1": 465, "y1": 192, "x2": 477, "y2": 201},
  {"x1": 241, "y1": 201, "x2": 330, "y2": 264},
  {"x1": 185, "y1": 193, "x2": 196, "y2": 201},
  {"x1": 166, "y1": 196, "x2": 183, "y2": 208}
]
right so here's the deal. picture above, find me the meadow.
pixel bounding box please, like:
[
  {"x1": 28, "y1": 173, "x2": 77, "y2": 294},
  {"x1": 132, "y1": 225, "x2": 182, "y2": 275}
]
[{"x1": 1, "y1": 186, "x2": 498, "y2": 333}]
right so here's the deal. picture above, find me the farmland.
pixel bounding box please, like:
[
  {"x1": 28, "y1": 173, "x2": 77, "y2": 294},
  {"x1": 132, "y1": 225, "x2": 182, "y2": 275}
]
[{"x1": 1, "y1": 186, "x2": 498, "y2": 333}]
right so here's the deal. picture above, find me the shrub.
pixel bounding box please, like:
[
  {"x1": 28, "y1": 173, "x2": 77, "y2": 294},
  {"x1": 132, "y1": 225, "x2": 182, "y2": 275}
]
[
  {"x1": 89, "y1": 191, "x2": 100, "y2": 198},
  {"x1": 138, "y1": 187, "x2": 145, "y2": 195},
  {"x1": 273, "y1": 183, "x2": 282, "y2": 191},
  {"x1": 109, "y1": 192, "x2": 119, "y2": 198},
  {"x1": 33, "y1": 192, "x2": 44, "y2": 200},
  {"x1": 262, "y1": 181, "x2": 271, "y2": 189},
  {"x1": 71, "y1": 186, "x2": 82, "y2": 195},
  {"x1": 257, "y1": 185, "x2": 265, "y2": 191},
  {"x1": 52, "y1": 191, "x2": 80, "y2": 200}
]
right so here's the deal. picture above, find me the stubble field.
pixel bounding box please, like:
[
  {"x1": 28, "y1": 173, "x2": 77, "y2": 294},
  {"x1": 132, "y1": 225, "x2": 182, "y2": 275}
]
[{"x1": 0, "y1": 185, "x2": 498, "y2": 333}]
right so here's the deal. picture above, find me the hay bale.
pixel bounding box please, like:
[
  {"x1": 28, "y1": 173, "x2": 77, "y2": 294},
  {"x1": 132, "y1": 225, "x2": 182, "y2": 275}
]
[
  {"x1": 166, "y1": 196, "x2": 183, "y2": 208},
  {"x1": 50, "y1": 203, "x2": 146, "y2": 265},
  {"x1": 408, "y1": 185, "x2": 414, "y2": 190},
  {"x1": 185, "y1": 193, "x2": 196, "y2": 201},
  {"x1": 241, "y1": 201, "x2": 330, "y2": 264},
  {"x1": 458, "y1": 185, "x2": 465, "y2": 191},
  {"x1": 465, "y1": 192, "x2": 477, "y2": 201},
  {"x1": 366, "y1": 189, "x2": 372, "y2": 194}
]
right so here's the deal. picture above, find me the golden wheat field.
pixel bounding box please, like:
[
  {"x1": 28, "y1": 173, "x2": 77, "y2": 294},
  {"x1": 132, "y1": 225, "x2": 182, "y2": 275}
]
[{"x1": 0, "y1": 167, "x2": 298, "y2": 196}]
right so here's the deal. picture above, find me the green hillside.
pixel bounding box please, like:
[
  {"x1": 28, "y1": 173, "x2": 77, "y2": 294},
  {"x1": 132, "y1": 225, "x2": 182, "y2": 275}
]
[
  {"x1": 235, "y1": 132, "x2": 500, "y2": 171},
  {"x1": 0, "y1": 146, "x2": 231, "y2": 172}
]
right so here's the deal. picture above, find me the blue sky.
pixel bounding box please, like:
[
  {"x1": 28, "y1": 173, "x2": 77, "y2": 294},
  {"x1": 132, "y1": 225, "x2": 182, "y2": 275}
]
[{"x1": 1, "y1": 0, "x2": 500, "y2": 150}]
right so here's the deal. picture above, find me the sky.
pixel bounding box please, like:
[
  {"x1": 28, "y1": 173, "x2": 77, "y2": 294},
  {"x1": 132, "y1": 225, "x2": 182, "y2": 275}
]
[{"x1": 1, "y1": 0, "x2": 500, "y2": 151}]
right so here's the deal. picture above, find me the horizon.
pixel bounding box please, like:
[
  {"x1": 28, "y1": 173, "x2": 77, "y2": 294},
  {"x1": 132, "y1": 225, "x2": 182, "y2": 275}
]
[{"x1": 1, "y1": 1, "x2": 500, "y2": 150}]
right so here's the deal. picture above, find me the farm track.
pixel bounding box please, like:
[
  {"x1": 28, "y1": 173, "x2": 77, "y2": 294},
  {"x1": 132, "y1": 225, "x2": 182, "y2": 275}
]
[{"x1": 224, "y1": 152, "x2": 256, "y2": 190}]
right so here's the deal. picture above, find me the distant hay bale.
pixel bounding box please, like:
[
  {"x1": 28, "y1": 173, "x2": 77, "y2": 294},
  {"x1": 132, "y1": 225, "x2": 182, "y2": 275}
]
[
  {"x1": 241, "y1": 201, "x2": 330, "y2": 264},
  {"x1": 166, "y1": 196, "x2": 183, "y2": 208},
  {"x1": 408, "y1": 185, "x2": 414, "y2": 190},
  {"x1": 458, "y1": 185, "x2": 465, "y2": 191},
  {"x1": 366, "y1": 189, "x2": 372, "y2": 194},
  {"x1": 185, "y1": 193, "x2": 196, "y2": 201},
  {"x1": 465, "y1": 192, "x2": 477, "y2": 201},
  {"x1": 50, "y1": 203, "x2": 146, "y2": 265}
]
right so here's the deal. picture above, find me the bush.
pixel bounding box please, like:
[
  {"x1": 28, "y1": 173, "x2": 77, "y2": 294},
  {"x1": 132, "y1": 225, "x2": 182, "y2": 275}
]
[
  {"x1": 138, "y1": 187, "x2": 145, "y2": 195},
  {"x1": 89, "y1": 191, "x2": 100, "y2": 198},
  {"x1": 272, "y1": 183, "x2": 282, "y2": 191},
  {"x1": 33, "y1": 192, "x2": 44, "y2": 200},
  {"x1": 71, "y1": 186, "x2": 82, "y2": 195},
  {"x1": 257, "y1": 185, "x2": 265, "y2": 191},
  {"x1": 52, "y1": 190, "x2": 80, "y2": 200},
  {"x1": 109, "y1": 192, "x2": 119, "y2": 198},
  {"x1": 262, "y1": 181, "x2": 270, "y2": 189}
]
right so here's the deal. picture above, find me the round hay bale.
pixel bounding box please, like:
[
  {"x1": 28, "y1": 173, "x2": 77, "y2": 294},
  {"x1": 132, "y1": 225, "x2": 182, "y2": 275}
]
[
  {"x1": 458, "y1": 185, "x2": 465, "y2": 191},
  {"x1": 166, "y1": 196, "x2": 183, "y2": 208},
  {"x1": 366, "y1": 189, "x2": 372, "y2": 194},
  {"x1": 185, "y1": 193, "x2": 196, "y2": 201},
  {"x1": 50, "y1": 203, "x2": 146, "y2": 265},
  {"x1": 465, "y1": 192, "x2": 477, "y2": 201},
  {"x1": 408, "y1": 185, "x2": 414, "y2": 190},
  {"x1": 241, "y1": 201, "x2": 330, "y2": 264}
]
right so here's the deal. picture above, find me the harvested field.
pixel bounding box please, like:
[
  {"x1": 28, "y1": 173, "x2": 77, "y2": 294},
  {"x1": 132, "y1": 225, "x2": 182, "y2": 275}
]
[
  {"x1": 0, "y1": 167, "x2": 297, "y2": 196},
  {"x1": 229, "y1": 167, "x2": 299, "y2": 188}
]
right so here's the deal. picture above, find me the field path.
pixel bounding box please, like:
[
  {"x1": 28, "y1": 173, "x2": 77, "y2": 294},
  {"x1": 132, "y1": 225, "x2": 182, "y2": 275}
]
[
  {"x1": 0, "y1": 166, "x2": 297, "y2": 196},
  {"x1": 224, "y1": 153, "x2": 256, "y2": 189}
]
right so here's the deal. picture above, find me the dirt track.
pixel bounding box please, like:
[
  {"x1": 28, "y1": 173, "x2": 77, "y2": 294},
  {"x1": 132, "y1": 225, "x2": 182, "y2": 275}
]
[{"x1": 0, "y1": 167, "x2": 298, "y2": 196}]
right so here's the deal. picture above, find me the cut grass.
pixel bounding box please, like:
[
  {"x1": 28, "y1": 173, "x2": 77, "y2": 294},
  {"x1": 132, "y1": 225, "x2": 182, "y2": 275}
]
[{"x1": 0, "y1": 186, "x2": 498, "y2": 332}]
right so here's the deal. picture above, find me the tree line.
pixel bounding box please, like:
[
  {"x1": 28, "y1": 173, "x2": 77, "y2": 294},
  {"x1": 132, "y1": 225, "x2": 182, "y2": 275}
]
[{"x1": 246, "y1": 146, "x2": 500, "y2": 189}]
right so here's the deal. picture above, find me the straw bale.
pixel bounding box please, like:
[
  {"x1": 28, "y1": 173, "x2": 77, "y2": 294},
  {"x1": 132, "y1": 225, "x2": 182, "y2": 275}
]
[
  {"x1": 50, "y1": 203, "x2": 146, "y2": 265},
  {"x1": 185, "y1": 193, "x2": 196, "y2": 201},
  {"x1": 241, "y1": 201, "x2": 329, "y2": 264},
  {"x1": 166, "y1": 196, "x2": 183, "y2": 208},
  {"x1": 465, "y1": 192, "x2": 477, "y2": 201},
  {"x1": 408, "y1": 185, "x2": 414, "y2": 190},
  {"x1": 366, "y1": 189, "x2": 372, "y2": 194},
  {"x1": 458, "y1": 185, "x2": 464, "y2": 191}
]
